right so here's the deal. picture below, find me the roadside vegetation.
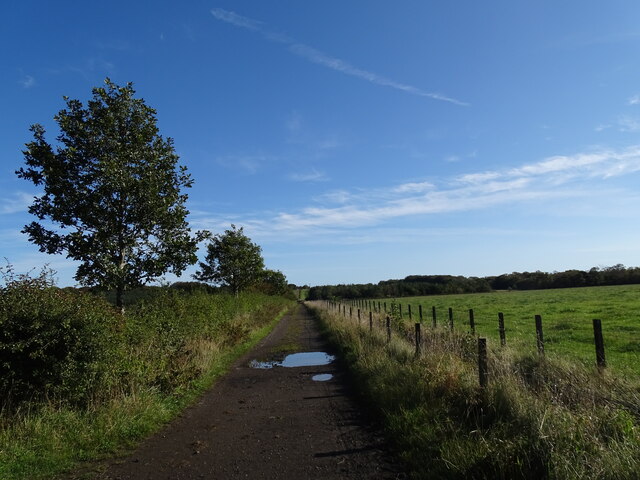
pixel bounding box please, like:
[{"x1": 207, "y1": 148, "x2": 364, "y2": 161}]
[
  {"x1": 309, "y1": 299, "x2": 640, "y2": 479},
  {"x1": 0, "y1": 267, "x2": 294, "y2": 480}
]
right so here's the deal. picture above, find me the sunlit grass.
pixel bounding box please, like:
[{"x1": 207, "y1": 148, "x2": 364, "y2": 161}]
[
  {"x1": 0, "y1": 292, "x2": 293, "y2": 480},
  {"x1": 356, "y1": 285, "x2": 640, "y2": 374},
  {"x1": 311, "y1": 300, "x2": 640, "y2": 479}
]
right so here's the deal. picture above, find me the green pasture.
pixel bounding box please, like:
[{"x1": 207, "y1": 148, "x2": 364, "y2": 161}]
[{"x1": 365, "y1": 285, "x2": 640, "y2": 375}]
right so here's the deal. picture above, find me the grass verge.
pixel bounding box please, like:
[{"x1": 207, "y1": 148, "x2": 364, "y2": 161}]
[
  {"x1": 0, "y1": 297, "x2": 292, "y2": 480},
  {"x1": 309, "y1": 301, "x2": 640, "y2": 479}
]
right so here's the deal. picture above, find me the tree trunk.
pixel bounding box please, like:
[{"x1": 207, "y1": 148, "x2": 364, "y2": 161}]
[{"x1": 116, "y1": 285, "x2": 125, "y2": 315}]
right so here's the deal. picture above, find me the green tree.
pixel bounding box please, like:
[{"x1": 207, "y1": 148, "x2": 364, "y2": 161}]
[
  {"x1": 17, "y1": 78, "x2": 207, "y2": 313},
  {"x1": 193, "y1": 225, "x2": 264, "y2": 295},
  {"x1": 254, "y1": 269, "x2": 289, "y2": 296}
]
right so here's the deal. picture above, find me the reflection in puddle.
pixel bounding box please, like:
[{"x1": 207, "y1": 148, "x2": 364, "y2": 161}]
[
  {"x1": 250, "y1": 351, "x2": 335, "y2": 369},
  {"x1": 311, "y1": 374, "x2": 333, "y2": 382}
]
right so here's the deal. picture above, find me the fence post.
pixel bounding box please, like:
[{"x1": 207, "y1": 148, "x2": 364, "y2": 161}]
[
  {"x1": 386, "y1": 316, "x2": 391, "y2": 343},
  {"x1": 357, "y1": 308, "x2": 361, "y2": 325},
  {"x1": 498, "y1": 312, "x2": 506, "y2": 346},
  {"x1": 432, "y1": 306, "x2": 437, "y2": 328},
  {"x1": 448, "y1": 307, "x2": 454, "y2": 331},
  {"x1": 419, "y1": 305, "x2": 423, "y2": 323},
  {"x1": 469, "y1": 308, "x2": 475, "y2": 335},
  {"x1": 349, "y1": 307, "x2": 352, "y2": 318},
  {"x1": 384, "y1": 302, "x2": 387, "y2": 313},
  {"x1": 408, "y1": 304, "x2": 412, "y2": 321},
  {"x1": 535, "y1": 315, "x2": 544, "y2": 355},
  {"x1": 478, "y1": 338, "x2": 488, "y2": 389},
  {"x1": 593, "y1": 319, "x2": 606, "y2": 369},
  {"x1": 415, "y1": 323, "x2": 421, "y2": 357},
  {"x1": 369, "y1": 311, "x2": 373, "y2": 332},
  {"x1": 399, "y1": 304, "x2": 403, "y2": 319}
]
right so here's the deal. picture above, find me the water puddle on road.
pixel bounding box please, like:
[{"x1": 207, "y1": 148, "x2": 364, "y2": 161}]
[
  {"x1": 311, "y1": 374, "x2": 333, "y2": 382},
  {"x1": 250, "y1": 351, "x2": 335, "y2": 369}
]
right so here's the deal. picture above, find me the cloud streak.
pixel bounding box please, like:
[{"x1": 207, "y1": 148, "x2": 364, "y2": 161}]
[
  {"x1": 211, "y1": 8, "x2": 468, "y2": 106},
  {"x1": 192, "y1": 145, "x2": 640, "y2": 238}
]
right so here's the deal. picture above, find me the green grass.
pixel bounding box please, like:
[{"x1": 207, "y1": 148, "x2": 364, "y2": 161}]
[
  {"x1": 310, "y1": 300, "x2": 640, "y2": 479},
  {"x1": 358, "y1": 285, "x2": 640, "y2": 375},
  {"x1": 0, "y1": 293, "x2": 293, "y2": 480}
]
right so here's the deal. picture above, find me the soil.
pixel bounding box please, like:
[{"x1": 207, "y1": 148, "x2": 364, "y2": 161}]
[{"x1": 90, "y1": 304, "x2": 404, "y2": 479}]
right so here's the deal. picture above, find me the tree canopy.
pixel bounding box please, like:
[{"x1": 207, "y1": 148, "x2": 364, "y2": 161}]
[
  {"x1": 17, "y1": 78, "x2": 207, "y2": 311},
  {"x1": 193, "y1": 225, "x2": 264, "y2": 295}
]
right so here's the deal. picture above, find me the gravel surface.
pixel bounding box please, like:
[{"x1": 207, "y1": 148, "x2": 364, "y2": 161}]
[{"x1": 92, "y1": 304, "x2": 403, "y2": 479}]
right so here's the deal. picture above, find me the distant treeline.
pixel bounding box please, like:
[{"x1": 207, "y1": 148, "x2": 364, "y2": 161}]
[{"x1": 307, "y1": 264, "x2": 640, "y2": 300}]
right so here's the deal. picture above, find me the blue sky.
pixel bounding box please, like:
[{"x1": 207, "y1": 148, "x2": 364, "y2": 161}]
[{"x1": 2, "y1": 1, "x2": 640, "y2": 287}]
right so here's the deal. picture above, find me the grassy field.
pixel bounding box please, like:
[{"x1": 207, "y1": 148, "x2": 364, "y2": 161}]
[
  {"x1": 311, "y1": 299, "x2": 640, "y2": 479},
  {"x1": 357, "y1": 285, "x2": 640, "y2": 375}
]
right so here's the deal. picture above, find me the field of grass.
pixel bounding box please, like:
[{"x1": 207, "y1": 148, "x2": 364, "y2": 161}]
[
  {"x1": 310, "y1": 300, "x2": 640, "y2": 479},
  {"x1": 356, "y1": 285, "x2": 640, "y2": 375}
]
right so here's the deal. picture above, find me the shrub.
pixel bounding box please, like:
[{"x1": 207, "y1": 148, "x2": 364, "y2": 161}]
[{"x1": 0, "y1": 267, "x2": 119, "y2": 406}]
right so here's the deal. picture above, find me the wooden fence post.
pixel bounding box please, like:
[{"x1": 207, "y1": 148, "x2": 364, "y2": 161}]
[
  {"x1": 408, "y1": 304, "x2": 412, "y2": 321},
  {"x1": 399, "y1": 304, "x2": 403, "y2": 319},
  {"x1": 369, "y1": 311, "x2": 373, "y2": 332},
  {"x1": 432, "y1": 306, "x2": 437, "y2": 328},
  {"x1": 469, "y1": 308, "x2": 475, "y2": 335},
  {"x1": 357, "y1": 308, "x2": 361, "y2": 324},
  {"x1": 386, "y1": 316, "x2": 391, "y2": 343},
  {"x1": 478, "y1": 338, "x2": 488, "y2": 389},
  {"x1": 593, "y1": 319, "x2": 606, "y2": 369},
  {"x1": 498, "y1": 312, "x2": 506, "y2": 346},
  {"x1": 448, "y1": 307, "x2": 454, "y2": 331},
  {"x1": 535, "y1": 315, "x2": 544, "y2": 355},
  {"x1": 419, "y1": 305, "x2": 423, "y2": 323},
  {"x1": 415, "y1": 323, "x2": 421, "y2": 356}
]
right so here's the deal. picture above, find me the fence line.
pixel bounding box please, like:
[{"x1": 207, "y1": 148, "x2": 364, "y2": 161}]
[{"x1": 324, "y1": 298, "x2": 610, "y2": 388}]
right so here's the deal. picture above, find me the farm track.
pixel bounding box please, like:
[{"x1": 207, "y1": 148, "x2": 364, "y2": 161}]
[{"x1": 90, "y1": 304, "x2": 402, "y2": 479}]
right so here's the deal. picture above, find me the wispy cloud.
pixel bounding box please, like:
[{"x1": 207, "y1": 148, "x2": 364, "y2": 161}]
[
  {"x1": 392, "y1": 181, "x2": 434, "y2": 194},
  {"x1": 288, "y1": 168, "x2": 328, "y2": 182},
  {"x1": 48, "y1": 58, "x2": 116, "y2": 80},
  {"x1": 210, "y1": 8, "x2": 468, "y2": 106},
  {"x1": 215, "y1": 154, "x2": 273, "y2": 174},
  {"x1": 193, "y1": 145, "x2": 640, "y2": 238},
  {"x1": 20, "y1": 74, "x2": 35, "y2": 89},
  {"x1": 628, "y1": 94, "x2": 640, "y2": 106},
  {"x1": 1, "y1": 192, "x2": 33, "y2": 215},
  {"x1": 596, "y1": 115, "x2": 640, "y2": 133}
]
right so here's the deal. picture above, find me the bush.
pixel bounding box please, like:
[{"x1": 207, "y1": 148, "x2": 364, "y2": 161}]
[{"x1": 0, "y1": 267, "x2": 119, "y2": 406}]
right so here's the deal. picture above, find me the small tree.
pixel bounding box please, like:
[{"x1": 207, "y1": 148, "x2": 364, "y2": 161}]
[
  {"x1": 193, "y1": 225, "x2": 264, "y2": 295},
  {"x1": 254, "y1": 269, "x2": 289, "y2": 296},
  {"x1": 17, "y1": 78, "x2": 207, "y2": 312}
]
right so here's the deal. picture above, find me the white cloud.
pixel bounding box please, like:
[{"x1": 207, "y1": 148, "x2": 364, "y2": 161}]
[
  {"x1": 628, "y1": 94, "x2": 640, "y2": 105},
  {"x1": 617, "y1": 115, "x2": 640, "y2": 132},
  {"x1": 215, "y1": 154, "x2": 272, "y2": 174},
  {"x1": 210, "y1": 8, "x2": 468, "y2": 106},
  {"x1": 392, "y1": 181, "x2": 434, "y2": 194},
  {"x1": 192, "y1": 145, "x2": 640, "y2": 239},
  {"x1": 20, "y1": 75, "x2": 35, "y2": 88},
  {"x1": 1, "y1": 192, "x2": 34, "y2": 215},
  {"x1": 288, "y1": 169, "x2": 328, "y2": 182}
]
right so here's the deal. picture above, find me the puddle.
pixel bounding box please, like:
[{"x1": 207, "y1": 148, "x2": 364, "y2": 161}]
[
  {"x1": 311, "y1": 374, "x2": 333, "y2": 382},
  {"x1": 250, "y1": 351, "x2": 335, "y2": 369}
]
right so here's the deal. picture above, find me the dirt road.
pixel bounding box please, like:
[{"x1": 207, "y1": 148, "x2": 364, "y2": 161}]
[{"x1": 94, "y1": 304, "x2": 402, "y2": 479}]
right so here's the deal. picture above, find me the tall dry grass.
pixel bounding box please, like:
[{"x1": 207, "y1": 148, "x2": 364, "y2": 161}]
[{"x1": 310, "y1": 301, "x2": 640, "y2": 479}]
